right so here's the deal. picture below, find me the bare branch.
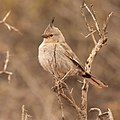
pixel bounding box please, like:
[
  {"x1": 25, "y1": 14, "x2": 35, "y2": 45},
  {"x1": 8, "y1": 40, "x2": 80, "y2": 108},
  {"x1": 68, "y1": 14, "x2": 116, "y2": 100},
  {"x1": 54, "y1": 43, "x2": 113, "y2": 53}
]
[
  {"x1": 54, "y1": 74, "x2": 82, "y2": 119},
  {"x1": 83, "y1": 3, "x2": 101, "y2": 35},
  {"x1": 21, "y1": 105, "x2": 25, "y2": 120},
  {"x1": 54, "y1": 78, "x2": 65, "y2": 120},
  {"x1": 0, "y1": 51, "x2": 12, "y2": 83},
  {"x1": 2, "y1": 10, "x2": 11, "y2": 22},
  {"x1": 85, "y1": 30, "x2": 96, "y2": 38},
  {"x1": 80, "y1": 2, "x2": 112, "y2": 120},
  {"x1": 21, "y1": 105, "x2": 32, "y2": 120},
  {"x1": 80, "y1": 4, "x2": 97, "y2": 45},
  {"x1": 0, "y1": 11, "x2": 22, "y2": 35},
  {"x1": 60, "y1": 92, "x2": 82, "y2": 119},
  {"x1": 90, "y1": 108, "x2": 114, "y2": 120},
  {"x1": 89, "y1": 107, "x2": 102, "y2": 115},
  {"x1": 103, "y1": 12, "x2": 113, "y2": 33},
  {"x1": 3, "y1": 51, "x2": 9, "y2": 71}
]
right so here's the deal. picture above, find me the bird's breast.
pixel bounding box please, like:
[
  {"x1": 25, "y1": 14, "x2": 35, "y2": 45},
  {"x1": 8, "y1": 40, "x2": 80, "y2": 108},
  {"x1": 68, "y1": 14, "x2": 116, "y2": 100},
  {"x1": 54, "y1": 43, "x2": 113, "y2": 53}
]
[
  {"x1": 38, "y1": 43, "x2": 56, "y2": 74},
  {"x1": 38, "y1": 43, "x2": 79, "y2": 79}
]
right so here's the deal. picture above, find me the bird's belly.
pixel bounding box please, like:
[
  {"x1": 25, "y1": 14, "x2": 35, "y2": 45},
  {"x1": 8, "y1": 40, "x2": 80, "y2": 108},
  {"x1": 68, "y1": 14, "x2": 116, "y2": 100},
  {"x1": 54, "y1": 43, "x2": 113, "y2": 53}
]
[
  {"x1": 55, "y1": 48, "x2": 78, "y2": 77},
  {"x1": 38, "y1": 43, "x2": 55, "y2": 74},
  {"x1": 38, "y1": 43, "x2": 78, "y2": 79}
]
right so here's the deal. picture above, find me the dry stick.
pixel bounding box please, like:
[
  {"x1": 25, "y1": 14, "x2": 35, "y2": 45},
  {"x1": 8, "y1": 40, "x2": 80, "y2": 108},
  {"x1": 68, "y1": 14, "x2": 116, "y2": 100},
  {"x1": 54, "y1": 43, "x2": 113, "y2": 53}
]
[
  {"x1": 56, "y1": 78, "x2": 79, "y2": 119},
  {"x1": 60, "y1": 71, "x2": 83, "y2": 119},
  {"x1": 61, "y1": 81, "x2": 76, "y2": 104},
  {"x1": 0, "y1": 51, "x2": 12, "y2": 83},
  {"x1": 21, "y1": 105, "x2": 32, "y2": 120},
  {"x1": 60, "y1": 93, "x2": 82, "y2": 119},
  {"x1": 61, "y1": 82, "x2": 83, "y2": 119},
  {"x1": 55, "y1": 79, "x2": 65, "y2": 120},
  {"x1": 84, "y1": 3, "x2": 101, "y2": 36},
  {"x1": 90, "y1": 108, "x2": 114, "y2": 120},
  {"x1": 81, "y1": 5, "x2": 97, "y2": 45},
  {"x1": 21, "y1": 105, "x2": 25, "y2": 120},
  {"x1": 0, "y1": 10, "x2": 22, "y2": 35},
  {"x1": 3, "y1": 51, "x2": 9, "y2": 71},
  {"x1": 54, "y1": 70, "x2": 83, "y2": 119},
  {"x1": 80, "y1": 2, "x2": 112, "y2": 120}
]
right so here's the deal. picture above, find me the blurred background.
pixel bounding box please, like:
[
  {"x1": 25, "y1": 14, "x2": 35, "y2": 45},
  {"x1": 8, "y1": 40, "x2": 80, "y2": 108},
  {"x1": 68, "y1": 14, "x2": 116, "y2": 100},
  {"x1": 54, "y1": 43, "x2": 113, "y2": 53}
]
[{"x1": 0, "y1": 0, "x2": 120, "y2": 119}]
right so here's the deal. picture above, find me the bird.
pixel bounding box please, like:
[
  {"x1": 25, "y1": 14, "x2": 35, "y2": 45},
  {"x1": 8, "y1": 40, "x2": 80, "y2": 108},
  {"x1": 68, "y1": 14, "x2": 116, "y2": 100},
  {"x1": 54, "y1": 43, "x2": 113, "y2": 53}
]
[{"x1": 38, "y1": 19, "x2": 108, "y2": 88}]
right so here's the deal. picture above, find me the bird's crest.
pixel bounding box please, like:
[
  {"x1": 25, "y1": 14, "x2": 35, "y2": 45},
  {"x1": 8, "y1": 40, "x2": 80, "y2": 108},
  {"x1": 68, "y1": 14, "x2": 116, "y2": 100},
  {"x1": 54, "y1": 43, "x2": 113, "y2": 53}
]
[{"x1": 50, "y1": 17, "x2": 55, "y2": 27}]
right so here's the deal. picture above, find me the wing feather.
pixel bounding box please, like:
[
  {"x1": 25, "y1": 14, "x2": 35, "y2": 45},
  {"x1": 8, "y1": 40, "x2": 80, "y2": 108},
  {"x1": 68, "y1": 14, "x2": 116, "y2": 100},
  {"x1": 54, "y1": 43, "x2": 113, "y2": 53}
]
[{"x1": 60, "y1": 42, "x2": 85, "y2": 72}]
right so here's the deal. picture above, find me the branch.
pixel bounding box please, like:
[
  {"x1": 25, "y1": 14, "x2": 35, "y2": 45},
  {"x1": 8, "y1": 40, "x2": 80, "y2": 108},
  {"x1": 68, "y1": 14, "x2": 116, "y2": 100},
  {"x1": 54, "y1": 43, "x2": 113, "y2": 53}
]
[
  {"x1": 90, "y1": 108, "x2": 114, "y2": 120},
  {"x1": 81, "y1": 4, "x2": 97, "y2": 45},
  {"x1": 80, "y1": 2, "x2": 112, "y2": 120},
  {"x1": 21, "y1": 105, "x2": 32, "y2": 120},
  {"x1": 85, "y1": 4, "x2": 101, "y2": 35},
  {"x1": 55, "y1": 79, "x2": 65, "y2": 120},
  {"x1": 0, "y1": 10, "x2": 22, "y2": 35},
  {"x1": 54, "y1": 73, "x2": 83, "y2": 119},
  {"x1": 0, "y1": 51, "x2": 12, "y2": 83}
]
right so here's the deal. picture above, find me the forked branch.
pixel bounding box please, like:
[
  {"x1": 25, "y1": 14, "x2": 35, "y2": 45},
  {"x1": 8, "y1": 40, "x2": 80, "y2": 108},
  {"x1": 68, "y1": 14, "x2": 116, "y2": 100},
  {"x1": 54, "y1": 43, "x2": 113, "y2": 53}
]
[
  {"x1": 0, "y1": 51, "x2": 12, "y2": 83},
  {"x1": 80, "y1": 2, "x2": 113, "y2": 120},
  {"x1": 0, "y1": 10, "x2": 22, "y2": 35}
]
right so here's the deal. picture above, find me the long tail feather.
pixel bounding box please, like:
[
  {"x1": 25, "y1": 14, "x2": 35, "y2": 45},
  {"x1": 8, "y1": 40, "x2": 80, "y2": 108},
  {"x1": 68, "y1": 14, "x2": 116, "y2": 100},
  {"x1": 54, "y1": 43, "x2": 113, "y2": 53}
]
[
  {"x1": 87, "y1": 77, "x2": 108, "y2": 88},
  {"x1": 82, "y1": 72, "x2": 108, "y2": 88}
]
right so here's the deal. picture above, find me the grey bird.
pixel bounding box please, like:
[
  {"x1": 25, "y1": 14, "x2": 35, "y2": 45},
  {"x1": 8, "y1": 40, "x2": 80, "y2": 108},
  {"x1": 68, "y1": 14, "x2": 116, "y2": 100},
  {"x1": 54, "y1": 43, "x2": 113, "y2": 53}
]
[{"x1": 38, "y1": 20, "x2": 107, "y2": 88}]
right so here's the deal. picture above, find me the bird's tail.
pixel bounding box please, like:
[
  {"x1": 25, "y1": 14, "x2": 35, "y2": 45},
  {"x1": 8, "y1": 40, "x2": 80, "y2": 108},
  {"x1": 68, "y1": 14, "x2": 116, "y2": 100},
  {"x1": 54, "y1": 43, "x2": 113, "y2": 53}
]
[{"x1": 82, "y1": 72, "x2": 108, "y2": 88}]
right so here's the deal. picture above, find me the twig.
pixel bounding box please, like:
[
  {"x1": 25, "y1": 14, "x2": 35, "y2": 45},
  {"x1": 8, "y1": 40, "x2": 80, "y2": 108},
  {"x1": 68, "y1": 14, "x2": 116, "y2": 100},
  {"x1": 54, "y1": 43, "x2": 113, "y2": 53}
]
[
  {"x1": 60, "y1": 92, "x2": 82, "y2": 119},
  {"x1": 103, "y1": 12, "x2": 113, "y2": 33},
  {"x1": 90, "y1": 108, "x2": 114, "y2": 120},
  {"x1": 3, "y1": 51, "x2": 9, "y2": 71},
  {"x1": 84, "y1": 3, "x2": 101, "y2": 36},
  {"x1": 89, "y1": 107, "x2": 102, "y2": 115},
  {"x1": 0, "y1": 51, "x2": 12, "y2": 83},
  {"x1": 81, "y1": 4, "x2": 97, "y2": 45},
  {"x1": 21, "y1": 105, "x2": 32, "y2": 120},
  {"x1": 21, "y1": 105, "x2": 25, "y2": 120},
  {"x1": 0, "y1": 10, "x2": 22, "y2": 35},
  {"x1": 55, "y1": 78, "x2": 65, "y2": 120},
  {"x1": 61, "y1": 81, "x2": 76, "y2": 104},
  {"x1": 85, "y1": 30, "x2": 96, "y2": 38},
  {"x1": 80, "y1": 2, "x2": 112, "y2": 120},
  {"x1": 54, "y1": 71, "x2": 82, "y2": 119}
]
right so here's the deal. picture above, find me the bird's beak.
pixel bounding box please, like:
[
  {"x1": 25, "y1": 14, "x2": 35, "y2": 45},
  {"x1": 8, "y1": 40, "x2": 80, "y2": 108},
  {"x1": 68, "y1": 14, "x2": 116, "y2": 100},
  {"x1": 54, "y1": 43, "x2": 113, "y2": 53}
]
[{"x1": 41, "y1": 34, "x2": 48, "y2": 38}]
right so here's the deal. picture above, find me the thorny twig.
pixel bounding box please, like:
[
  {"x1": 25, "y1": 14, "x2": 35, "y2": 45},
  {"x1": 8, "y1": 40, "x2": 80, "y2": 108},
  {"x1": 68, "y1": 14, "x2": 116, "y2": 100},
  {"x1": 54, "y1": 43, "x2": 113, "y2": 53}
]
[
  {"x1": 81, "y1": 4, "x2": 97, "y2": 45},
  {"x1": 54, "y1": 71, "x2": 83, "y2": 119},
  {"x1": 57, "y1": 80, "x2": 82, "y2": 119},
  {"x1": 54, "y1": 69, "x2": 81, "y2": 119},
  {"x1": 0, "y1": 10, "x2": 22, "y2": 35},
  {"x1": 21, "y1": 105, "x2": 32, "y2": 120},
  {"x1": 53, "y1": 69, "x2": 78, "y2": 119},
  {"x1": 55, "y1": 79, "x2": 65, "y2": 120},
  {"x1": 90, "y1": 108, "x2": 114, "y2": 120},
  {"x1": 0, "y1": 51, "x2": 12, "y2": 83},
  {"x1": 80, "y1": 2, "x2": 113, "y2": 120}
]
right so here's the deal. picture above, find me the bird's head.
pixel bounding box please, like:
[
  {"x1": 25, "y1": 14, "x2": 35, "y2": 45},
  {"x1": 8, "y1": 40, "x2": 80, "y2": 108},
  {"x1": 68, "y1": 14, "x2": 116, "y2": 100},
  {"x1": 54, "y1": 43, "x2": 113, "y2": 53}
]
[{"x1": 41, "y1": 18, "x2": 65, "y2": 43}]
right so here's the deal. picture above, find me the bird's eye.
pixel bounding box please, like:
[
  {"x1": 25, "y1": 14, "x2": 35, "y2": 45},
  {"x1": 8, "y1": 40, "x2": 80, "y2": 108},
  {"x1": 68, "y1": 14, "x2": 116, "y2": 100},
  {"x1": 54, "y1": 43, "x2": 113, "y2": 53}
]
[{"x1": 49, "y1": 34, "x2": 53, "y2": 37}]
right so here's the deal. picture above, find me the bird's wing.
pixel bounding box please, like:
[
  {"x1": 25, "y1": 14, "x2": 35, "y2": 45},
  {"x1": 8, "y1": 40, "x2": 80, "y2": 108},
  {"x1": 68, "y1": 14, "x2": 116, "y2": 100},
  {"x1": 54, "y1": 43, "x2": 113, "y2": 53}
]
[
  {"x1": 60, "y1": 42, "x2": 108, "y2": 88},
  {"x1": 60, "y1": 42, "x2": 85, "y2": 71}
]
